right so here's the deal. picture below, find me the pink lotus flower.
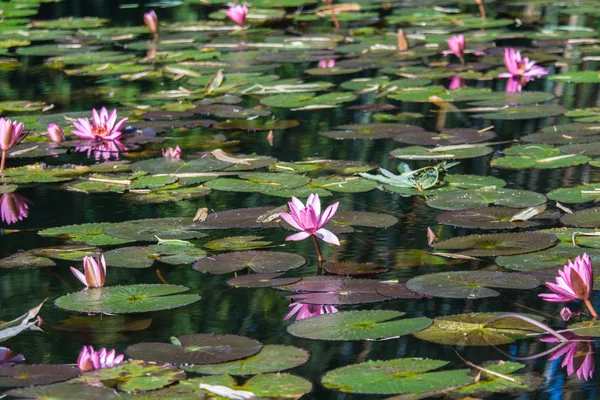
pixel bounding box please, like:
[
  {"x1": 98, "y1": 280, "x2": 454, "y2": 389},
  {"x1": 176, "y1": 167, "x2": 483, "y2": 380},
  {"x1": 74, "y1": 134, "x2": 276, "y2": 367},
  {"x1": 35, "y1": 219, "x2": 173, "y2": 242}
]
[
  {"x1": 498, "y1": 48, "x2": 549, "y2": 92},
  {"x1": 539, "y1": 253, "x2": 597, "y2": 318},
  {"x1": 226, "y1": 4, "x2": 248, "y2": 26},
  {"x1": 77, "y1": 346, "x2": 124, "y2": 372},
  {"x1": 0, "y1": 193, "x2": 31, "y2": 225},
  {"x1": 448, "y1": 76, "x2": 466, "y2": 90},
  {"x1": 144, "y1": 10, "x2": 158, "y2": 38},
  {"x1": 71, "y1": 107, "x2": 128, "y2": 141},
  {"x1": 46, "y1": 123, "x2": 65, "y2": 143},
  {"x1": 279, "y1": 194, "x2": 340, "y2": 245},
  {"x1": 0, "y1": 117, "x2": 27, "y2": 170},
  {"x1": 318, "y1": 59, "x2": 336, "y2": 68},
  {"x1": 0, "y1": 347, "x2": 24, "y2": 365},
  {"x1": 444, "y1": 34, "x2": 465, "y2": 64},
  {"x1": 284, "y1": 302, "x2": 338, "y2": 321},
  {"x1": 162, "y1": 146, "x2": 182, "y2": 159},
  {"x1": 70, "y1": 254, "x2": 107, "y2": 288},
  {"x1": 541, "y1": 332, "x2": 594, "y2": 381},
  {"x1": 75, "y1": 140, "x2": 128, "y2": 161}
]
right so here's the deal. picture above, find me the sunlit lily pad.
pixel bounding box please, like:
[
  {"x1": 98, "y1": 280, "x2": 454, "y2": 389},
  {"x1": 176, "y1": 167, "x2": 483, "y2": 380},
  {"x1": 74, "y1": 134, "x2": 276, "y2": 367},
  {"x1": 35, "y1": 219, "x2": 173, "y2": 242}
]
[
  {"x1": 190, "y1": 373, "x2": 312, "y2": 398},
  {"x1": 183, "y1": 345, "x2": 309, "y2": 375},
  {"x1": 496, "y1": 244, "x2": 600, "y2": 272},
  {"x1": 310, "y1": 176, "x2": 377, "y2": 193},
  {"x1": 213, "y1": 119, "x2": 299, "y2": 130},
  {"x1": 0, "y1": 365, "x2": 79, "y2": 388},
  {"x1": 260, "y1": 92, "x2": 357, "y2": 109},
  {"x1": 204, "y1": 236, "x2": 271, "y2": 251},
  {"x1": 321, "y1": 358, "x2": 471, "y2": 395},
  {"x1": 547, "y1": 183, "x2": 600, "y2": 204},
  {"x1": 413, "y1": 313, "x2": 545, "y2": 346},
  {"x1": 55, "y1": 284, "x2": 200, "y2": 314},
  {"x1": 394, "y1": 128, "x2": 496, "y2": 146},
  {"x1": 31, "y1": 17, "x2": 109, "y2": 29},
  {"x1": 193, "y1": 251, "x2": 305, "y2": 275},
  {"x1": 445, "y1": 174, "x2": 506, "y2": 189},
  {"x1": 103, "y1": 245, "x2": 207, "y2": 268},
  {"x1": 426, "y1": 188, "x2": 546, "y2": 210},
  {"x1": 471, "y1": 105, "x2": 566, "y2": 120},
  {"x1": 435, "y1": 207, "x2": 540, "y2": 229},
  {"x1": 1, "y1": 164, "x2": 90, "y2": 183},
  {"x1": 125, "y1": 334, "x2": 262, "y2": 365},
  {"x1": 5, "y1": 384, "x2": 122, "y2": 400},
  {"x1": 390, "y1": 145, "x2": 493, "y2": 160},
  {"x1": 227, "y1": 272, "x2": 301, "y2": 288},
  {"x1": 451, "y1": 361, "x2": 543, "y2": 396},
  {"x1": 394, "y1": 249, "x2": 467, "y2": 268},
  {"x1": 320, "y1": 123, "x2": 424, "y2": 140},
  {"x1": 205, "y1": 173, "x2": 310, "y2": 195},
  {"x1": 406, "y1": 271, "x2": 540, "y2": 299},
  {"x1": 287, "y1": 310, "x2": 431, "y2": 341},
  {"x1": 131, "y1": 157, "x2": 230, "y2": 175},
  {"x1": 433, "y1": 232, "x2": 557, "y2": 256},
  {"x1": 561, "y1": 208, "x2": 600, "y2": 228},
  {"x1": 38, "y1": 222, "x2": 136, "y2": 246},
  {"x1": 103, "y1": 218, "x2": 208, "y2": 241},
  {"x1": 491, "y1": 144, "x2": 589, "y2": 169}
]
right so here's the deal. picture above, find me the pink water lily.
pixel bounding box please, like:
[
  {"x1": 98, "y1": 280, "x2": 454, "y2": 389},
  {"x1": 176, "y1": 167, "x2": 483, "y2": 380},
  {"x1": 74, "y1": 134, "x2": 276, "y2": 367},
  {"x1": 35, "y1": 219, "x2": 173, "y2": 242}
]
[
  {"x1": 226, "y1": 4, "x2": 248, "y2": 26},
  {"x1": 0, "y1": 347, "x2": 24, "y2": 365},
  {"x1": 71, "y1": 107, "x2": 128, "y2": 141},
  {"x1": 70, "y1": 254, "x2": 107, "y2": 288},
  {"x1": 539, "y1": 253, "x2": 597, "y2": 318},
  {"x1": 0, "y1": 193, "x2": 31, "y2": 225},
  {"x1": 46, "y1": 123, "x2": 65, "y2": 143},
  {"x1": 448, "y1": 76, "x2": 466, "y2": 90},
  {"x1": 162, "y1": 146, "x2": 182, "y2": 159},
  {"x1": 498, "y1": 48, "x2": 549, "y2": 92},
  {"x1": 0, "y1": 117, "x2": 27, "y2": 170},
  {"x1": 318, "y1": 59, "x2": 336, "y2": 68},
  {"x1": 284, "y1": 302, "x2": 338, "y2": 321},
  {"x1": 77, "y1": 346, "x2": 124, "y2": 372},
  {"x1": 144, "y1": 10, "x2": 159, "y2": 38},
  {"x1": 444, "y1": 34, "x2": 465, "y2": 64},
  {"x1": 280, "y1": 194, "x2": 339, "y2": 245}
]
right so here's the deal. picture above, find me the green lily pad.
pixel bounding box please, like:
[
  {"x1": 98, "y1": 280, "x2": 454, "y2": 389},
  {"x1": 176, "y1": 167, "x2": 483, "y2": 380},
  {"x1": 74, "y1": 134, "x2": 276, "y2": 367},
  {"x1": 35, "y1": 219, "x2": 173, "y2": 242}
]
[
  {"x1": 394, "y1": 128, "x2": 496, "y2": 146},
  {"x1": 435, "y1": 207, "x2": 540, "y2": 229},
  {"x1": 452, "y1": 361, "x2": 543, "y2": 396},
  {"x1": 0, "y1": 365, "x2": 79, "y2": 388},
  {"x1": 130, "y1": 157, "x2": 231, "y2": 175},
  {"x1": 413, "y1": 313, "x2": 545, "y2": 346},
  {"x1": 123, "y1": 185, "x2": 212, "y2": 204},
  {"x1": 496, "y1": 244, "x2": 600, "y2": 272},
  {"x1": 103, "y1": 245, "x2": 207, "y2": 268},
  {"x1": 390, "y1": 145, "x2": 493, "y2": 160},
  {"x1": 5, "y1": 384, "x2": 123, "y2": 400},
  {"x1": 467, "y1": 91, "x2": 555, "y2": 107},
  {"x1": 406, "y1": 271, "x2": 540, "y2": 299},
  {"x1": 103, "y1": 218, "x2": 207, "y2": 241},
  {"x1": 561, "y1": 208, "x2": 600, "y2": 228},
  {"x1": 321, "y1": 358, "x2": 471, "y2": 395},
  {"x1": 445, "y1": 174, "x2": 506, "y2": 189},
  {"x1": 125, "y1": 334, "x2": 262, "y2": 365},
  {"x1": 54, "y1": 284, "x2": 200, "y2": 314},
  {"x1": 213, "y1": 119, "x2": 299, "y2": 130},
  {"x1": 75, "y1": 360, "x2": 184, "y2": 393},
  {"x1": 426, "y1": 188, "x2": 546, "y2": 210},
  {"x1": 547, "y1": 183, "x2": 600, "y2": 204},
  {"x1": 394, "y1": 249, "x2": 467, "y2": 268},
  {"x1": 38, "y1": 222, "x2": 136, "y2": 246},
  {"x1": 183, "y1": 345, "x2": 309, "y2": 375},
  {"x1": 471, "y1": 105, "x2": 566, "y2": 120},
  {"x1": 433, "y1": 232, "x2": 557, "y2": 256},
  {"x1": 193, "y1": 251, "x2": 305, "y2": 275},
  {"x1": 551, "y1": 70, "x2": 600, "y2": 83},
  {"x1": 310, "y1": 176, "x2": 377, "y2": 193},
  {"x1": 193, "y1": 373, "x2": 312, "y2": 398},
  {"x1": 260, "y1": 92, "x2": 357, "y2": 109},
  {"x1": 227, "y1": 272, "x2": 301, "y2": 288},
  {"x1": 491, "y1": 144, "x2": 589, "y2": 169},
  {"x1": 320, "y1": 123, "x2": 424, "y2": 140},
  {"x1": 287, "y1": 310, "x2": 431, "y2": 341},
  {"x1": 31, "y1": 17, "x2": 109, "y2": 29},
  {"x1": 1, "y1": 164, "x2": 90, "y2": 184},
  {"x1": 205, "y1": 173, "x2": 310, "y2": 195},
  {"x1": 204, "y1": 236, "x2": 271, "y2": 251}
]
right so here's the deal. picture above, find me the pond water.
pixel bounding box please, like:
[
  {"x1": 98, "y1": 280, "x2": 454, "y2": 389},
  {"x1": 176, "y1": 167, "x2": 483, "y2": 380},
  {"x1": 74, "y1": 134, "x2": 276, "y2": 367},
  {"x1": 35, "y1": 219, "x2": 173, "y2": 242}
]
[{"x1": 1, "y1": 0, "x2": 600, "y2": 398}]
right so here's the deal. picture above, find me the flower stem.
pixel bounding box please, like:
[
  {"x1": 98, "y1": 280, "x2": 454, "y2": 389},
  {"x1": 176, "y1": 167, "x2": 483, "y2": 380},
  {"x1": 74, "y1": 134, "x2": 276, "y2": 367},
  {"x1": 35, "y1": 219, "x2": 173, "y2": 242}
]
[
  {"x1": 459, "y1": 56, "x2": 465, "y2": 65},
  {"x1": 0, "y1": 150, "x2": 5, "y2": 171},
  {"x1": 311, "y1": 235, "x2": 324, "y2": 264},
  {"x1": 477, "y1": 1, "x2": 486, "y2": 19},
  {"x1": 241, "y1": 26, "x2": 246, "y2": 42},
  {"x1": 327, "y1": 2, "x2": 340, "y2": 30},
  {"x1": 584, "y1": 299, "x2": 598, "y2": 319},
  {"x1": 484, "y1": 313, "x2": 569, "y2": 342}
]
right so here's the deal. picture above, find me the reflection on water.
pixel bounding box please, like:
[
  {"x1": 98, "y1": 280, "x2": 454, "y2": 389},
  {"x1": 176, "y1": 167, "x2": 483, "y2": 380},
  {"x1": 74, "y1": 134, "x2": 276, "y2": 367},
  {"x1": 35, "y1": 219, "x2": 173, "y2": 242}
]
[{"x1": 0, "y1": 192, "x2": 31, "y2": 225}]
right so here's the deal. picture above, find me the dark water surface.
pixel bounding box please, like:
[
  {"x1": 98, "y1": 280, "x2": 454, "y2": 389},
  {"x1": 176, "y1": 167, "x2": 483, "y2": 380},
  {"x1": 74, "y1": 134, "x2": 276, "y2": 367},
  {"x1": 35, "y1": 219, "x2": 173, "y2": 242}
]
[{"x1": 1, "y1": 0, "x2": 599, "y2": 399}]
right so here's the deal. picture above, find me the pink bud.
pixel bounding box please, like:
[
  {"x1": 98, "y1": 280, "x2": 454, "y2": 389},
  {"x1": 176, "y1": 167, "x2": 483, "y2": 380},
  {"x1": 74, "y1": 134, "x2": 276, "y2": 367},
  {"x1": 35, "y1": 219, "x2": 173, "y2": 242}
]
[{"x1": 47, "y1": 124, "x2": 65, "y2": 142}]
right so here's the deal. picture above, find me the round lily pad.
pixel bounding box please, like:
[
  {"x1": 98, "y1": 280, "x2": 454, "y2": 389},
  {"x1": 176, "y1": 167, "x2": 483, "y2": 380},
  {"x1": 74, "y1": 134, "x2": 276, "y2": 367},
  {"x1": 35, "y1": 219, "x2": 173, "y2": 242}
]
[
  {"x1": 205, "y1": 173, "x2": 309, "y2": 195},
  {"x1": 435, "y1": 207, "x2": 540, "y2": 229},
  {"x1": 390, "y1": 145, "x2": 493, "y2": 160},
  {"x1": 471, "y1": 105, "x2": 566, "y2": 120},
  {"x1": 394, "y1": 128, "x2": 496, "y2": 146},
  {"x1": 547, "y1": 184, "x2": 600, "y2": 204},
  {"x1": 103, "y1": 218, "x2": 208, "y2": 241},
  {"x1": 227, "y1": 273, "x2": 301, "y2": 288},
  {"x1": 323, "y1": 261, "x2": 388, "y2": 276},
  {"x1": 182, "y1": 345, "x2": 309, "y2": 375},
  {"x1": 496, "y1": 245, "x2": 600, "y2": 272},
  {"x1": 213, "y1": 119, "x2": 299, "y2": 130},
  {"x1": 204, "y1": 236, "x2": 271, "y2": 251},
  {"x1": 38, "y1": 222, "x2": 135, "y2": 246},
  {"x1": 321, "y1": 358, "x2": 471, "y2": 395},
  {"x1": 196, "y1": 206, "x2": 282, "y2": 229},
  {"x1": 54, "y1": 284, "x2": 200, "y2": 314},
  {"x1": 5, "y1": 384, "x2": 123, "y2": 399},
  {"x1": 287, "y1": 310, "x2": 431, "y2": 341},
  {"x1": 103, "y1": 245, "x2": 207, "y2": 268},
  {"x1": 406, "y1": 271, "x2": 540, "y2": 299},
  {"x1": 413, "y1": 312, "x2": 545, "y2": 346},
  {"x1": 283, "y1": 278, "x2": 389, "y2": 305},
  {"x1": 561, "y1": 208, "x2": 600, "y2": 228},
  {"x1": 452, "y1": 361, "x2": 544, "y2": 396},
  {"x1": 320, "y1": 123, "x2": 424, "y2": 140},
  {"x1": 260, "y1": 92, "x2": 357, "y2": 109},
  {"x1": 377, "y1": 282, "x2": 428, "y2": 299},
  {"x1": 193, "y1": 251, "x2": 306, "y2": 275},
  {"x1": 394, "y1": 249, "x2": 467, "y2": 268},
  {"x1": 433, "y1": 232, "x2": 557, "y2": 256},
  {"x1": 0, "y1": 365, "x2": 79, "y2": 388},
  {"x1": 125, "y1": 334, "x2": 262, "y2": 365},
  {"x1": 426, "y1": 188, "x2": 546, "y2": 210}
]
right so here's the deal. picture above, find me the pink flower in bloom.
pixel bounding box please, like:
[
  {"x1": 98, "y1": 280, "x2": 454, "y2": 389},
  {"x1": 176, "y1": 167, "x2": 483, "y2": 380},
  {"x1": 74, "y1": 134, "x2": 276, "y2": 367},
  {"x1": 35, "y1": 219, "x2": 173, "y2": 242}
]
[
  {"x1": 279, "y1": 194, "x2": 340, "y2": 245},
  {"x1": 0, "y1": 347, "x2": 24, "y2": 365},
  {"x1": 0, "y1": 117, "x2": 27, "y2": 170},
  {"x1": 162, "y1": 146, "x2": 182, "y2": 159},
  {"x1": 539, "y1": 254, "x2": 593, "y2": 303},
  {"x1": 0, "y1": 193, "x2": 31, "y2": 225},
  {"x1": 444, "y1": 34, "x2": 465, "y2": 63},
  {"x1": 283, "y1": 302, "x2": 338, "y2": 321},
  {"x1": 70, "y1": 254, "x2": 107, "y2": 288},
  {"x1": 77, "y1": 346, "x2": 124, "y2": 372},
  {"x1": 75, "y1": 140, "x2": 128, "y2": 161},
  {"x1": 318, "y1": 59, "x2": 336, "y2": 68},
  {"x1": 448, "y1": 76, "x2": 466, "y2": 90},
  {"x1": 498, "y1": 48, "x2": 549, "y2": 92},
  {"x1": 71, "y1": 107, "x2": 128, "y2": 141},
  {"x1": 46, "y1": 123, "x2": 65, "y2": 142},
  {"x1": 144, "y1": 10, "x2": 159, "y2": 38},
  {"x1": 225, "y1": 4, "x2": 248, "y2": 26},
  {"x1": 541, "y1": 333, "x2": 594, "y2": 381}
]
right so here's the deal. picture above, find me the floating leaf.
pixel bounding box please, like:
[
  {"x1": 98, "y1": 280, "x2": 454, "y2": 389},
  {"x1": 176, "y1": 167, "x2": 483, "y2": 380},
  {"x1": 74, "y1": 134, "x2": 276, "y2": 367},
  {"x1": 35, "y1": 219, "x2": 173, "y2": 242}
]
[
  {"x1": 55, "y1": 284, "x2": 200, "y2": 314},
  {"x1": 53, "y1": 316, "x2": 152, "y2": 333},
  {"x1": 426, "y1": 188, "x2": 546, "y2": 210},
  {"x1": 0, "y1": 365, "x2": 79, "y2": 388},
  {"x1": 193, "y1": 251, "x2": 305, "y2": 275},
  {"x1": 320, "y1": 123, "x2": 424, "y2": 140},
  {"x1": 38, "y1": 223, "x2": 135, "y2": 246},
  {"x1": 496, "y1": 244, "x2": 600, "y2": 272},
  {"x1": 451, "y1": 361, "x2": 543, "y2": 396},
  {"x1": 547, "y1": 184, "x2": 600, "y2": 204},
  {"x1": 435, "y1": 207, "x2": 540, "y2": 229},
  {"x1": 287, "y1": 310, "x2": 431, "y2": 341},
  {"x1": 284, "y1": 278, "x2": 389, "y2": 305},
  {"x1": 390, "y1": 145, "x2": 493, "y2": 160},
  {"x1": 5, "y1": 384, "x2": 122, "y2": 400},
  {"x1": 471, "y1": 105, "x2": 566, "y2": 120},
  {"x1": 227, "y1": 273, "x2": 301, "y2": 288},
  {"x1": 103, "y1": 218, "x2": 208, "y2": 241},
  {"x1": 125, "y1": 334, "x2": 262, "y2": 365},
  {"x1": 433, "y1": 232, "x2": 557, "y2": 256},
  {"x1": 394, "y1": 128, "x2": 496, "y2": 146},
  {"x1": 323, "y1": 261, "x2": 388, "y2": 275},
  {"x1": 561, "y1": 208, "x2": 600, "y2": 228}
]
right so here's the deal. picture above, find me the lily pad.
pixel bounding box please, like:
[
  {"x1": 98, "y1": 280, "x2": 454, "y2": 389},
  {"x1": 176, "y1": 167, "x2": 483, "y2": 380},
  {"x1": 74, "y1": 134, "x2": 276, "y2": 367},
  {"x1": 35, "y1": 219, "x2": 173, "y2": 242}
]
[
  {"x1": 321, "y1": 358, "x2": 471, "y2": 395},
  {"x1": 452, "y1": 361, "x2": 544, "y2": 396},
  {"x1": 103, "y1": 218, "x2": 207, "y2": 241},
  {"x1": 284, "y1": 278, "x2": 389, "y2": 305},
  {"x1": 491, "y1": 144, "x2": 589, "y2": 169},
  {"x1": 471, "y1": 105, "x2": 566, "y2": 120},
  {"x1": 426, "y1": 188, "x2": 546, "y2": 210},
  {"x1": 433, "y1": 232, "x2": 557, "y2": 256},
  {"x1": 183, "y1": 345, "x2": 309, "y2": 375},
  {"x1": 0, "y1": 365, "x2": 79, "y2": 388},
  {"x1": 323, "y1": 261, "x2": 388, "y2": 275},
  {"x1": 227, "y1": 273, "x2": 301, "y2": 288},
  {"x1": 38, "y1": 222, "x2": 135, "y2": 246},
  {"x1": 413, "y1": 313, "x2": 545, "y2": 346},
  {"x1": 320, "y1": 123, "x2": 424, "y2": 140},
  {"x1": 547, "y1": 184, "x2": 600, "y2": 204},
  {"x1": 394, "y1": 128, "x2": 496, "y2": 146},
  {"x1": 287, "y1": 310, "x2": 431, "y2": 341},
  {"x1": 54, "y1": 284, "x2": 200, "y2": 314},
  {"x1": 260, "y1": 92, "x2": 357, "y2": 109},
  {"x1": 125, "y1": 334, "x2": 262, "y2": 365},
  {"x1": 53, "y1": 316, "x2": 152, "y2": 333},
  {"x1": 193, "y1": 251, "x2": 305, "y2": 275},
  {"x1": 435, "y1": 207, "x2": 540, "y2": 229},
  {"x1": 561, "y1": 208, "x2": 600, "y2": 228},
  {"x1": 103, "y1": 245, "x2": 207, "y2": 268},
  {"x1": 204, "y1": 236, "x2": 272, "y2": 251},
  {"x1": 205, "y1": 173, "x2": 310, "y2": 195},
  {"x1": 406, "y1": 271, "x2": 540, "y2": 299},
  {"x1": 390, "y1": 145, "x2": 493, "y2": 160},
  {"x1": 496, "y1": 245, "x2": 600, "y2": 272},
  {"x1": 5, "y1": 384, "x2": 123, "y2": 400}
]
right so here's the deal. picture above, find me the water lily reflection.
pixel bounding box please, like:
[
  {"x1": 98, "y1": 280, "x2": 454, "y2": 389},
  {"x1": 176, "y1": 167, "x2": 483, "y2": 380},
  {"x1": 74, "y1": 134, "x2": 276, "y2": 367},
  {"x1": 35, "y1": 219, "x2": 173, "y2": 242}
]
[
  {"x1": 284, "y1": 302, "x2": 338, "y2": 321},
  {"x1": 0, "y1": 347, "x2": 24, "y2": 365},
  {"x1": 540, "y1": 333, "x2": 595, "y2": 381},
  {"x1": 75, "y1": 140, "x2": 128, "y2": 161},
  {"x1": 0, "y1": 192, "x2": 31, "y2": 225}
]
